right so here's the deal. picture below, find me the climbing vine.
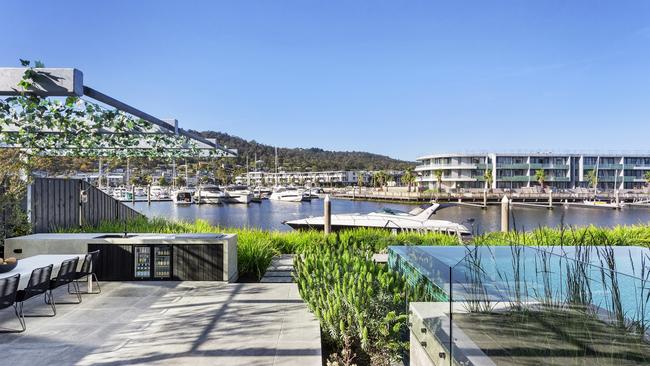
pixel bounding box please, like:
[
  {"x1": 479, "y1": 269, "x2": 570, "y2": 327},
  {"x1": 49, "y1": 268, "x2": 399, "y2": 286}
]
[{"x1": 0, "y1": 59, "x2": 218, "y2": 160}]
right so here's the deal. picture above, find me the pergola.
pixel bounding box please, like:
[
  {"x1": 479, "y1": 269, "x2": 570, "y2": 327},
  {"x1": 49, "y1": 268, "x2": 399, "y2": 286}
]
[{"x1": 0, "y1": 66, "x2": 237, "y2": 158}]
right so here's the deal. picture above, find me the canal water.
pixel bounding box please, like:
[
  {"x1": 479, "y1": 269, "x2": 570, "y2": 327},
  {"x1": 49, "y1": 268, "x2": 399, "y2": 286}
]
[{"x1": 132, "y1": 199, "x2": 650, "y2": 234}]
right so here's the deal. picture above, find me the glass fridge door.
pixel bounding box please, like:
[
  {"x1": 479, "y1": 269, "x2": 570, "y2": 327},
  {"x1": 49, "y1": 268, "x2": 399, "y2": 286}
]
[
  {"x1": 154, "y1": 245, "x2": 172, "y2": 279},
  {"x1": 134, "y1": 246, "x2": 152, "y2": 278}
]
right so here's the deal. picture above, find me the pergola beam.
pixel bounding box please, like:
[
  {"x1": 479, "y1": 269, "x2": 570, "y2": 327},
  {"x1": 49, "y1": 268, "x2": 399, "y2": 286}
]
[{"x1": 0, "y1": 67, "x2": 236, "y2": 157}]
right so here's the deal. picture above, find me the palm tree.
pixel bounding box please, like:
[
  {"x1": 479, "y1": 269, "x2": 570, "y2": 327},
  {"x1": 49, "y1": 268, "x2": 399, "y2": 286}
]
[
  {"x1": 645, "y1": 171, "x2": 650, "y2": 187},
  {"x1": 373, "y1": 171, "x2": 387, "y2": 190},
  {"x1": 483, "y1": 169, "x2": 493, "y2": 192},
  {"x1": 586, "y1": 169, "x2": 598, "y2": 195},
  {"x1": 403, "y1": 168, "x2": 415, "y2": 192},
  {"x1": 357, "y1": 172, "x2": 364, "y2": 188},
  {"x1": 535, "y1": 169, "x2": 546, "y2": 188},
  {"x1": 433, "y1": 170, "x2": 443, "y2": 193}
]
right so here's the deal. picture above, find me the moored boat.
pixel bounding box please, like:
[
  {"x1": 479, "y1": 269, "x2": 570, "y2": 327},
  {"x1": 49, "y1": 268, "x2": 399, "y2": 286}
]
[
  {"x1": 283, "y1": 203, "x2": 470, "y2": 236},
  {"x1": 172, "y1": 188, "x2": 194, "y2": 204},
  {"x1": 225, "y1": 185, "x2": 254, "y2": 204},
  {"x1": 270, "y1": 187, "x2": 305, "y2": 202},
  {"x1": 194, "y1": 184, "x2": 228, "y2": 204}
]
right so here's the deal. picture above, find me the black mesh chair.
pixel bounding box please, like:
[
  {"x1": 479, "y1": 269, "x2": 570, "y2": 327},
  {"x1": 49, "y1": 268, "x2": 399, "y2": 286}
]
[
  {"x1": 48, "y1": 257, "x2": 81, "y2": 304},
  {"x1": 69, "y1": 250, "x2": 101, "y2": 295},
  {"x1": 16, "y1": 264, "x2": 55, "y2": 317},
  {"x1": 0, "y1": 274, "x2": 24, "y2": 333}
]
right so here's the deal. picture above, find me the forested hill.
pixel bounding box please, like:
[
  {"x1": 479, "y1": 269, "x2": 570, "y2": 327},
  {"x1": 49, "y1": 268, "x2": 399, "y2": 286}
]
[{"x1": 198, "y1": 131, "x2": 414, "y2": 171}]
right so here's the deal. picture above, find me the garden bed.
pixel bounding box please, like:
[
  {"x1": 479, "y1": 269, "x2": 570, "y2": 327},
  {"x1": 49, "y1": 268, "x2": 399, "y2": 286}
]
[{"x1": 453, "y1": 308, "x2": 650, "y2": 366}]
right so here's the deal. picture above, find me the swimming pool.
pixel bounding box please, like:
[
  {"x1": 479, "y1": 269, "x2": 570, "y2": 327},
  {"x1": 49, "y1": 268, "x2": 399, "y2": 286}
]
[{"x1": 389, "y1": 245, "x2": 650, "y2": 327}]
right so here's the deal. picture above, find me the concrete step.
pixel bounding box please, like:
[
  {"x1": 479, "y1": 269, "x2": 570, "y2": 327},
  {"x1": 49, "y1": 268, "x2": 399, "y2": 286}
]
[
  {"x1": 267, "y1": 265, "x2": 294, "y2": 271},
  {"x1": 261, "y1": 255, "x2": 297, "y2": 283},
  {"x1": 264, "y1": 271, "x2": 294, "y2": 277},
  {"x1": 260, "y1": 277, "x2": 294, "y2": 283}
]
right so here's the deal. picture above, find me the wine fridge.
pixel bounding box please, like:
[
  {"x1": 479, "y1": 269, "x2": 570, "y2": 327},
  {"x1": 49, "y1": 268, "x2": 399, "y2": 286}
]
[{"x1": 134, "y1": 245, "x2": 173, "y2": 280}]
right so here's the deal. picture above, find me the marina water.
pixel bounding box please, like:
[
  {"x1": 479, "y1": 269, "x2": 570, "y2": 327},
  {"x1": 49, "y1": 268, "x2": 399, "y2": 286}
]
[{"x1": 132, "y1": 199, "x2": 650, "y2": 234}]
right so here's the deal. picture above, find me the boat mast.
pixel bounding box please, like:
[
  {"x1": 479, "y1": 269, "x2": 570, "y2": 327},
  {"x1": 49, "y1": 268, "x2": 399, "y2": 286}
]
[
  {"x1": 185, "y1": 159, "x2": 189, "y2": 186},
  {"x1": 275, "y1": 147, "x2": 279, "y2": 186},
  {"x1": 594, "y1": 157, "x2": 599, "y2": 198},
  {"x1": 246, "y1": 155, "x2": 250, "y2": 186}
]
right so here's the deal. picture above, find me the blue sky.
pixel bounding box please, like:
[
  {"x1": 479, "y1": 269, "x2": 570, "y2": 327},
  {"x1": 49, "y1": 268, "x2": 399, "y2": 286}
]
[{"x1": 2, "y1": 1, "x2": 650, "y2": 160}]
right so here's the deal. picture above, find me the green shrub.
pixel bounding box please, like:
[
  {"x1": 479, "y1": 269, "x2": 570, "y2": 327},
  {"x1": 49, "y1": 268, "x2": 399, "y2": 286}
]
[
  {"x1": 473, "y1": 224, "x2": 650, "y2": 247},
  {"x1": 294, "y1": 235, "x2": 433, "y2": 366},
  {"x1": 237, "y1": 230, "x2": 278, "y2": 281}
]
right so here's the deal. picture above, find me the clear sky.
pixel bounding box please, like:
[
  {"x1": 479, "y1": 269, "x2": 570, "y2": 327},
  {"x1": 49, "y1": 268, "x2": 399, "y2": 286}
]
[{"x1": 2, "y1": 1, "x2": 650, "y2": 160}]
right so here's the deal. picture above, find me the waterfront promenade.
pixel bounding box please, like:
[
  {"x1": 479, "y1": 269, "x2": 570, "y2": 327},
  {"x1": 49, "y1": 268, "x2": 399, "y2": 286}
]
[{"x1": 332, "y1": 187, "x2": 650, "y2": 204}]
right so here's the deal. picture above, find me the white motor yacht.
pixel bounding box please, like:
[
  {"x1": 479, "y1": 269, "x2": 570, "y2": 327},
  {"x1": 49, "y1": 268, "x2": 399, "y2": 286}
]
[
  {"x1": 150, "y1": 185, "x2": 170, "y2": 200},
  {"x1": 172, "y1": 188, "x2": 194, "y2": 204},
  {"x1": 194, "y1": 184, "x2": 228, "y2": 204},
  {"x1": 225, "y1": 185, "x2": 254, "y2": 204},
  {"x1": 283, "y1": 203, "x2": 471, "y2": 236},
  {"x1": 269, "y1": 187, "x2": 305, "y2": 202}
]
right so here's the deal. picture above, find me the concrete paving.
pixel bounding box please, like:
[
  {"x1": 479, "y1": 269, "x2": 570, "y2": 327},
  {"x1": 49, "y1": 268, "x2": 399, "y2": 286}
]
[
  {"x1": 261, "y1": 255, "x2": 295, "y2": 283},
  {"x1": 0, "y1": 281, "x2": 321, "y2": 366}
]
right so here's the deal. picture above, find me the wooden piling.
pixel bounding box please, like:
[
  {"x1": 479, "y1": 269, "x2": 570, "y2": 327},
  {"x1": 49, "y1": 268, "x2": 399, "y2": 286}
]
[
  {"x1": 324, "y1": 194, "x2": 332, "y2": 235},
  {"x1": 501, "y1": 195, "x2": 510, "y2": 232},
  {"x1": 483, "y1": 189, "x2": 487, "y2": 209}
]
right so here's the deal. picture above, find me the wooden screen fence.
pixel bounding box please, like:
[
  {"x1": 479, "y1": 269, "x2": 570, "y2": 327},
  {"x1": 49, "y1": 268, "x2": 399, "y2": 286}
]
[{"x1": 30, "y1": 178, "x2": 142, "y2": 233}]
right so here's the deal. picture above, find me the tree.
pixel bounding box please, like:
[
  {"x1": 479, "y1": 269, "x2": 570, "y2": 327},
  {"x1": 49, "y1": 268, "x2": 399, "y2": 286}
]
[
  {"x1": 357, "y1": 172, "x2": 364, "y2": 187},
  {"x1": 174, "y1": 176, "x2": 186, "y2": 187},
  {"x1": 645, "y1": 171, "x2": 650, "y2": 187},
  {"x1": 586, "y1": 169, "x2": 598, "y2": 192},
  {"x1": 373, "y1": 171, "x2": 387, "y2": 190},
  {"x1": 402, "y1": 168, "x2": 415, "y2": 192},
  {"x1": 535, "y1": 169, "x2": 546, "y2": 188},
  {"x1": 157, "y1": 176, "x2": 168, "y2": 186},
  {"x1": 484, "y1": 169, "x2": 493, "y2": 192},
  {"x1": 433, "y1": 170, "x2": 443, "y2": 193}
]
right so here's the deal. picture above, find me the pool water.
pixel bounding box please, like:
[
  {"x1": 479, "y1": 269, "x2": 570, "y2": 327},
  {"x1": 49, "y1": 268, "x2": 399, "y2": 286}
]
[{"x1": 389, "y1": 245, "x2": 650, "y2": 327}]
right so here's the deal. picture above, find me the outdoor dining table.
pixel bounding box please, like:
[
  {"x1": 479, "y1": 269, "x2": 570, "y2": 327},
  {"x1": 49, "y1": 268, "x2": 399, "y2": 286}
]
[{"x1": 0, "y1": 254, "x2": 85, "y2": 290}]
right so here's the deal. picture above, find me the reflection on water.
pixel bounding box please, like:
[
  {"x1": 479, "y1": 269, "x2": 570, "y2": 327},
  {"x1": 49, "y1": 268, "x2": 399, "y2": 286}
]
[{"x1": 131, "y1": 199, "x2": 650, "y2": 233}]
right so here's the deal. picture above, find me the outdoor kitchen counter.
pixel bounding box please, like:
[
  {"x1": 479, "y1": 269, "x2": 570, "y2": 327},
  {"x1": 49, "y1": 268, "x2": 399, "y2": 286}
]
[{"x1": 4, "y1": 233, "x2": 238, "y2": 282}]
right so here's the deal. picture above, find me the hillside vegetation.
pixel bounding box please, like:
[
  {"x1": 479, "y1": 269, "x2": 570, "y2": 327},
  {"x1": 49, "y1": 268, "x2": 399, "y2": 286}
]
[{"x1": 199, "y1": 130, "x2": 414, "y2": 171}]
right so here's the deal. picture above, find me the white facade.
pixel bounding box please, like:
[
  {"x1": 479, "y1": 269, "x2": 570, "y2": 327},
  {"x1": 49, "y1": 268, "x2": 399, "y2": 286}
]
[
  {"x1": 236, "y1": 170, "x2": 403, "y2": 186},
  {"x1": 415, "y1": 151, "x2": 650, "y2": 191}
]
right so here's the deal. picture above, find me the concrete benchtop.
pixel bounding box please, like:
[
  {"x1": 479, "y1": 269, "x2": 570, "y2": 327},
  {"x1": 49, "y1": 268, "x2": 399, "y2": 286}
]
[
  {"x1": 7, "y1": 233, "x2": 235, "y2": 245},
  {"x1": 5, "y1": 233, "x2": 239, "y2": 282}
]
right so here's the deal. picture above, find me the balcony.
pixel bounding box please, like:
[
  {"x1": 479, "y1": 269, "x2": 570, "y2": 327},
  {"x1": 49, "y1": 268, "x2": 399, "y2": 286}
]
[
  {"x1": 497, "y1": 175, "x2": 530, "y2": 182},
  {"x1": 545, "y1": 176, "x2": 571, "y2": 182},
  {"x1": 542, "y1": 164, "x2": 570, "y2": 170},
  {"x1": 596, "y1": 176, "x2": 621, "y2": 182},
  {"x1": 497, "y1": 163, "x2": 530, "y2": 169},
  {"x1": 415, "y1": 164, "x2": 478, "y2": 170},
  {"x1": 599, "y1": 164, "x2": 623, "y2": 170}
]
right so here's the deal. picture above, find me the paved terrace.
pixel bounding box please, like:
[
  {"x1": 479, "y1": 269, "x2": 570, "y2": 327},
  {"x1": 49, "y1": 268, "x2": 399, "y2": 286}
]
[{"x1": 0, "y1": 281, "x2": 321, "y2": 366}]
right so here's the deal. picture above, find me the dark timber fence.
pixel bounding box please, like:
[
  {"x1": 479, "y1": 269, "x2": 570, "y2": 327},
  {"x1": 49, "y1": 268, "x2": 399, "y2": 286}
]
[{"x1": 30, "y1": 178, "x2": 141, "y2": 233}]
